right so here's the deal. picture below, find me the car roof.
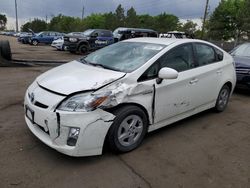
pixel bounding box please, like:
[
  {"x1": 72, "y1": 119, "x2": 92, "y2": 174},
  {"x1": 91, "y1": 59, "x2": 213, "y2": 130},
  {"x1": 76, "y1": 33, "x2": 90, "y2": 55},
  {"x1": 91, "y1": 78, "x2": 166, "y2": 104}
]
[
  {"x1": 90, "y1": 29, "x2": 112, "y2": 32},
  {"x1": 167, "y1": 31, "x2": 186, "y2": 34},
  {"x1": 123, "y1": 37, "x2": 205, "y2": 46},
  {"x1": 115, "y1": 27, "x2": 156, "y2": 32}
]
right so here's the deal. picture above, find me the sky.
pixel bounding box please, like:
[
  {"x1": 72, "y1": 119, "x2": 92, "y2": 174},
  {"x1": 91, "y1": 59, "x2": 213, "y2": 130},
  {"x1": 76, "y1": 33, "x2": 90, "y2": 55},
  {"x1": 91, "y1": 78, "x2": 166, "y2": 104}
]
[{"x1": 0, "y1": 0, "x2": 221, "y2": 30}]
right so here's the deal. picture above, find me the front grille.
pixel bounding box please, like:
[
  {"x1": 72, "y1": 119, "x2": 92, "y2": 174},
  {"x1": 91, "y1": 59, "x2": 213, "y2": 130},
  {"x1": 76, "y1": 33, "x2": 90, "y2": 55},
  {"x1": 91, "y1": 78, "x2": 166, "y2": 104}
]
[{"x1": 236, "y1": 68, "x2": 250, "y2": 74}]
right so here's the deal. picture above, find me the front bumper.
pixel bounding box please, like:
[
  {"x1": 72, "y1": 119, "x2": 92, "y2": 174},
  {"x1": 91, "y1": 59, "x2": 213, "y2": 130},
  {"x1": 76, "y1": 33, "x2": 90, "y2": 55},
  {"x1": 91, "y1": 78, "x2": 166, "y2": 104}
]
[
  {"x1": 64, "y1": 41, "x2": 77, "y2": 52},
  {"x1": 24, "y1": 89, "x2": 115, "y2": 157},
  {"x1": 236, "y1": 72, "x2": 250, "y2": 88}
]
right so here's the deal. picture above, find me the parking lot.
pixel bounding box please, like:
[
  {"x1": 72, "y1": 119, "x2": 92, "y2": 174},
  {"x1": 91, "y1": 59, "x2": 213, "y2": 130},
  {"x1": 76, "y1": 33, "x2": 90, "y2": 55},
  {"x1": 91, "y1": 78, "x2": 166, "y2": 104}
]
[
  {"x1": 0, "y1": 36, "x2": 250, "y2": 188},
  {"x1": 0, "y1": 35, "x2": 80, "y2": 62}
]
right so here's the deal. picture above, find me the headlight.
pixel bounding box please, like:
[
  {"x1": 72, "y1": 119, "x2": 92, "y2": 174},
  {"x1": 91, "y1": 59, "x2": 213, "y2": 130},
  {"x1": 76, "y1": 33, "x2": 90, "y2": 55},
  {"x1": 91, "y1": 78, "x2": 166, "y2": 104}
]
[
  {"x1": 69, "y1": 38, "x2": 78, "y2": 42},
  {"x1": 57, "y1": 92, "x2": 111, "y2": 112}
]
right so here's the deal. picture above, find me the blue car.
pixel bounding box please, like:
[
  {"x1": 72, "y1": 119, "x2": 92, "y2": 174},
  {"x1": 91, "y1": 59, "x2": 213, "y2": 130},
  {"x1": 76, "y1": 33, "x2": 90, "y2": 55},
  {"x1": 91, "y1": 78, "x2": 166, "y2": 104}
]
[
  {"x1": 30, "y1": 31, "x2": 64, "y2": 46},
  {"x1": 231, "y1": 43, "x2": 250, "y2": 89}
]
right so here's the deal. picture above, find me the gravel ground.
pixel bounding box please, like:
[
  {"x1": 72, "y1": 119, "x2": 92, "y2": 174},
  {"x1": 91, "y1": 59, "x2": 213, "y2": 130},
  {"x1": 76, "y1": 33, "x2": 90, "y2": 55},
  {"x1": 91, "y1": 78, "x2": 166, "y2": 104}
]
[{"x1": 0, "y1": 65, "x2": 249, "y2": 188}]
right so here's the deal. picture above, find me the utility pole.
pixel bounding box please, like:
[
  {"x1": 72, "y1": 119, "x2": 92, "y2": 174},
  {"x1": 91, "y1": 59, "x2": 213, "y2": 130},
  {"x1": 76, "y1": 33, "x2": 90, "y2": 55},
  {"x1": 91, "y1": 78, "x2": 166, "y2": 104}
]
[
  {"x1": 81, "y1": 0, "x2": 85, "y2": 20},
  {"x1": 15, "y1": 0, "x2": 19, "y2": 32},
  {"x1": 201, "y1": 0, "x2": 209, "y2": 39},
  {"x1": 81, "y1": 5, "x2": 85, "y2": 20}
]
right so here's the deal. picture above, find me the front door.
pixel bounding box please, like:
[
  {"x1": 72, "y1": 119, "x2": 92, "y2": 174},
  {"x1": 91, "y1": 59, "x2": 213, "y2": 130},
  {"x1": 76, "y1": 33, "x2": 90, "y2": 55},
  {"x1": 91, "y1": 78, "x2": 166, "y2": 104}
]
[{"x1": 153, "y1": 43, "x2": 199, "y2": 123}]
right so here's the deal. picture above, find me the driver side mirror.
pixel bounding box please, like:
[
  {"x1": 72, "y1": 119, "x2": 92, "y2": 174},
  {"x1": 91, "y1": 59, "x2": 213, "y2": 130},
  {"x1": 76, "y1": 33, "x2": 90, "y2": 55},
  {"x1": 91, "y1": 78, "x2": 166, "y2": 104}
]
[
  {"x1": 157, "y1": 67, "x2": 178, "y2": 84},
  {"x1": 91, "y1": 33, "x2": 98, "y2": 38},
  {"x1": 158, "y1": 67, "x2": 178, "y2": 79}
]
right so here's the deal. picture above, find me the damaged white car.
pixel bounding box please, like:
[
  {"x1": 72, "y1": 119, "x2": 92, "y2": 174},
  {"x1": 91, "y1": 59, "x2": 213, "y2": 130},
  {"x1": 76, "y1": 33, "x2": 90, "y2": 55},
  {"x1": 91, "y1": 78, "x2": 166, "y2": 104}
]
[{"x1": 24, "y1": 38, "x2": 236, "y2": 156}]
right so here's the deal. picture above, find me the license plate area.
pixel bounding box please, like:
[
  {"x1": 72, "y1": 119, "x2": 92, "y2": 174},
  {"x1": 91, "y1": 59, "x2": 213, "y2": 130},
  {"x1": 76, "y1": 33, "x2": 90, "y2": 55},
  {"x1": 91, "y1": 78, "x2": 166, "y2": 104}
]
[{"x1": 25, "y1": 105, "x2": 34, "y2": 124}]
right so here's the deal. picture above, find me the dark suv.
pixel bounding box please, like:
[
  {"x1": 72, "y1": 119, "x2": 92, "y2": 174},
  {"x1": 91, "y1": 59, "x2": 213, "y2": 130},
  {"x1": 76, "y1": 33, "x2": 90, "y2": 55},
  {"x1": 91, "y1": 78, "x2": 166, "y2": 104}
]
[
  {"x1": 113, "y1": 27, "x2": 158, "y2": 42},
  {"x1": 231, "y1": 43, "x2": 250, "y2": 89},
  {"x1": 64, "y1": 29, "x2": 114, "y2": 54}
]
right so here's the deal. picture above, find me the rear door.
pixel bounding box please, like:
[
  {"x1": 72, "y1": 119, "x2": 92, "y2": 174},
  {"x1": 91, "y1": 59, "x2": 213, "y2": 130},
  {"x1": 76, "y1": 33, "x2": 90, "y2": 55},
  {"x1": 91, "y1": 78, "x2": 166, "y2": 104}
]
[
  {"x1": 48, "y1": 32, "x2": 57, "y2": 43},
  {"x1": 191, "y1": 43, "x2": 224, "y2": 107}
]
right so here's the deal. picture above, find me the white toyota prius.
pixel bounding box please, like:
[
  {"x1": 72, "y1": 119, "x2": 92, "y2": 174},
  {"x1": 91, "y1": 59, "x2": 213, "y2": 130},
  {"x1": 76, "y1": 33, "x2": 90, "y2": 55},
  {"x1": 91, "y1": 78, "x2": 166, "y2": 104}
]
[{"x1": 24, "y1": 38, "x2": 236, "y2": 157}]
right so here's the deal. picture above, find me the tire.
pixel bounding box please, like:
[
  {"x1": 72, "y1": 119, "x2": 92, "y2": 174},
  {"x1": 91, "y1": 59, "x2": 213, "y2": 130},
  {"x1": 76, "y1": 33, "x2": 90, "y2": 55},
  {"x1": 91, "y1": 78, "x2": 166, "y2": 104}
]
[
  {"x1": 78, "y1": 44, "x2": 88, "y2": 55},
  {"x1": 0, "y1": 40, "x2": 12, "y2": 60},
  {"x1": 214, "y1": 85, "x2": 231, "y2": 112},
  {"x1": 107, "y1": 105, "x2": 148, "y2": 153},
  {"x1": 31, "y1": 40, "x2": 38, "y2": 46}
]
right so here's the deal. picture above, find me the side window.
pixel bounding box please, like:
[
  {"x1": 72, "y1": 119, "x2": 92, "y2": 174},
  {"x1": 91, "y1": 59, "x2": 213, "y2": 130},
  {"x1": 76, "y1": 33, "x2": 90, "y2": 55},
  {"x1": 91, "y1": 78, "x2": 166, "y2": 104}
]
[
  {"x1": 100, "y1": 31, "x2": 112, "y2": 37},
  {"x1": 138, "y1": 63, "x2": 159, "y2": 81},
  {"x1": 91, "y1": 31, "x2": 99, "y2": 37},
  {"x1": 49, "y1": 32, "x2": 56, "y2": 36},
  {"x1": 215, "y1": 48, "x2": 224, "y2": 61},
  {"x1": 159, "y1": 44, "x2": 195, "y2": 72},
  {"x1": 138, "y1": 44, "x2": 195, "y2": 82},
  {"x1": 194, "y1": 43, "x2": 216, "y2": 66}
]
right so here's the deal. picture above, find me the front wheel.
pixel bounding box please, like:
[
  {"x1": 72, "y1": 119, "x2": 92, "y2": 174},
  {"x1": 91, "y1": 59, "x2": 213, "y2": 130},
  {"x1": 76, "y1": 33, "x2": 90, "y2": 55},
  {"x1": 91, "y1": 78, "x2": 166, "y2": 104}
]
[
  {"x1": 214, "y1": 85, "x2": 231, "y2": 112},
  {"x1": 78, "y1": 44, "x2": 88, "y2": 55},
  {"x1": 32, "y1": 40, "x2": 38, "y2": 46},
  {"x1": 107, "y1": 105, "x2": 148, "y2": 153}
]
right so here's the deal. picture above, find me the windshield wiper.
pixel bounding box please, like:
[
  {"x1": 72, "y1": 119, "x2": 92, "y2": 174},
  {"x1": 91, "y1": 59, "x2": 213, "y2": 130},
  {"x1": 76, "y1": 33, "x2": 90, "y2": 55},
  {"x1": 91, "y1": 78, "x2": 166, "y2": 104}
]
[{"x1": 79, "y1": 58, "x2": 118, "y2": 71}]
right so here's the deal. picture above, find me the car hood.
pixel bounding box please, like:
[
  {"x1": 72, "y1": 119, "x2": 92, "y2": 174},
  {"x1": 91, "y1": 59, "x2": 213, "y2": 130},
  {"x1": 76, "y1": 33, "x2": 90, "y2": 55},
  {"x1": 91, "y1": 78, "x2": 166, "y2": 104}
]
[
  {"x1": 37, "y1": 60, "x2": 126, "y2": 95},
  {"x1": 233, "y1": 56, "x2": 250, "y2": 69}
]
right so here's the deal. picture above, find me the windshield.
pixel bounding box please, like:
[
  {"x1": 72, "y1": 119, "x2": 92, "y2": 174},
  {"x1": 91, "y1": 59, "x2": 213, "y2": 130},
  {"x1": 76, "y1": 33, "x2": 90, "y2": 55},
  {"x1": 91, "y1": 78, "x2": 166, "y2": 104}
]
[
  {"x1": 232, "y1": 43, "x2": 250, "y2": 57},
  {"x1": 37, "y1": 32, "x2": 43, "y2": 36},
  {"x1": 83, "y1": 42, "x2": 165, "y2": 73},
  {"x1": 82, "y1": 29, "x2": 94, "y2": 36}
]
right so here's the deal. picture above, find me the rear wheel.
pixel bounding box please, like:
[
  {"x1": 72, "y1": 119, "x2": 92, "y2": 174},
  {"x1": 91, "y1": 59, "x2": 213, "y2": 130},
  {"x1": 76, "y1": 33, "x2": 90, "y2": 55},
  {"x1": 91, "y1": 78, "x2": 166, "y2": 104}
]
[
  {"x1": 107, "y1": 105, "x2": 148, "y2": 153},
  {"x1": 215, "y1": 85, "x2": 230, "y2": 112},
  {"x1": 32, "y1": 40, "x2": 38, "y2": 46}
]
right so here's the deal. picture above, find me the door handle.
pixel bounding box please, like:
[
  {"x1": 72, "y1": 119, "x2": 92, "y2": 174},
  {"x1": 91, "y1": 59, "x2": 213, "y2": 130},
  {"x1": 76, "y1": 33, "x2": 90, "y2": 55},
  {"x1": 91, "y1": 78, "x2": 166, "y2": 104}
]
[
  {"x1": 216, "y1": 69, "x2": 222, "y2": 74},
  {"x1": 189, "y1": 78, "x2": 198, "y2": 84}
]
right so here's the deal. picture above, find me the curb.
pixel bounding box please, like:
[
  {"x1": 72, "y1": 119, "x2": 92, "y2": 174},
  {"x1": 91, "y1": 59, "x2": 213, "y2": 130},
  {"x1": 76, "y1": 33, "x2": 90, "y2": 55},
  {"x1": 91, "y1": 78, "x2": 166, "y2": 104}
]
[
  {"x1": 13, "y1": 58, "x2": 68, "y2": 64},
  {"x1": 0, "y1": 58, "x2": 67, "y2": 67}
]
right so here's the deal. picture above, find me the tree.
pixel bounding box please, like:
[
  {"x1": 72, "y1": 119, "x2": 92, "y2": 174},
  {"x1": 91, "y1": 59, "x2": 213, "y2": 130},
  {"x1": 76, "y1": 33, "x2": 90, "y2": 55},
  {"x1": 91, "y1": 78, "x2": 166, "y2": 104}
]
[
  {"x1": 103, "y1": 12, "x2": 117, "y2": 30},
  {"x1": 153, "y1": 13, "x2": 179, "y2": 33},
  {"x1": 138, "y1": 14, "x2": 155, "y2": 29},
  {"x1": 208, "y1": 0, "x2": 247, "y2": 41},
  {"x1": 180, "y1": 20, "x2": 198, "y2": 35},
  {"x1": 19, "y1": 5, "x2": 183, "y2": 34},
  {"x1": 84, "y1": 14, "x2": 105, "y2": 29},
  {"x1": 241, "y1": 0, "x2": 250, "y2": 34},
  {"x1": 0, "y1": 14, "x2": 7, "y2": 30},
  {"x1": 49, "y1": 14, "x2": 84, "y2": 33},
  {"x1": 115, "y1": 4, "x2": 125, "y2": 27},
  {"x1": 126, "y1": 7, "x2": 139, "y2": 27},
  {"x1": 21, "y1": 19, "x2": 47, "y2": 32}
]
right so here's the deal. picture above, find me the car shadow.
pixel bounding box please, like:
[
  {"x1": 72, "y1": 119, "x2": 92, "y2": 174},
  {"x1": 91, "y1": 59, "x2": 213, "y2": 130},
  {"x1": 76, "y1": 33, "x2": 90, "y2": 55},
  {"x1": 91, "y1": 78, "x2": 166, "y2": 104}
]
[{"x1": 234, "y1": 87, "x2": 250, "y2": 96}]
